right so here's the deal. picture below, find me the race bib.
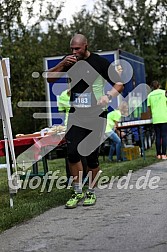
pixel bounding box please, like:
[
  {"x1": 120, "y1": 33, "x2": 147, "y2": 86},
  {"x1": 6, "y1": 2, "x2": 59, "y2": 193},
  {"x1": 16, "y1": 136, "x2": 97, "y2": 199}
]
[{"x1": 73, "y1": 93, "x2": 91, "y2": 108}]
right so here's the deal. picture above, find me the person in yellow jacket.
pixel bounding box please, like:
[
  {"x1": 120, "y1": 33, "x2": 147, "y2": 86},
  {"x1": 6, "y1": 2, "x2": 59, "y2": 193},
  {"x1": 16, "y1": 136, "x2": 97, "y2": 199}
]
[
  {"x1": 105, "y1": 101, "x2": 128, "y2": 161},
  {"x1": 57, "y1": 88, "x2": 70, "y2": 128},
  {"x1": 57, "y1": 87, "x2": 88, "y2": 182},
  {"x1": 147, "y1": 80, "x2": 167, "y2": 160}
]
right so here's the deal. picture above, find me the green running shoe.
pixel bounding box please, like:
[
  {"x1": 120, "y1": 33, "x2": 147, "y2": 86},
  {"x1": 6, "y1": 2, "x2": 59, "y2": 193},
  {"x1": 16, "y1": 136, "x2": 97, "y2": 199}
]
[
  {"x1": 65, "y1": 192, "x2": 84, "y2": 209},
  {"x1": 83, "y1": 192, "x2": 96, "y2": 206}
]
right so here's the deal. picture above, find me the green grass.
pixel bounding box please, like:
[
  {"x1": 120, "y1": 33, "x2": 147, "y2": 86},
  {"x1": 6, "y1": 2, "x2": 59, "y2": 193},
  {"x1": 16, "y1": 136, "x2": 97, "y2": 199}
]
[{"x1": 0, "y1": 145, "x2": 162, "y2": 233}]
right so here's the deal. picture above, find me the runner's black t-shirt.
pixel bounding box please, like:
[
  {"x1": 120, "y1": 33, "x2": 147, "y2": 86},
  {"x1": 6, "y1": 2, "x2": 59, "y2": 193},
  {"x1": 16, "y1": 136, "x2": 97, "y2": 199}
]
[{"x1": 63, "y1": 53, "x2": 122, "y2": 112}]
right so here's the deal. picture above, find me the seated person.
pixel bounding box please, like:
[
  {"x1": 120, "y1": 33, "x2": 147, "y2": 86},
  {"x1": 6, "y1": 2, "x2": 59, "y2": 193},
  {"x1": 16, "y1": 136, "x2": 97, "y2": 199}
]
[{"x1": 105, "y1": 102, "x2": 128, "y2": 162}]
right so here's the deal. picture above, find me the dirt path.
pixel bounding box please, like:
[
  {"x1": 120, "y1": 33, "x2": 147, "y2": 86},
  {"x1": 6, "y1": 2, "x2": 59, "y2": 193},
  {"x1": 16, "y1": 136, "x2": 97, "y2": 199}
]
[{"x1": 0, "y1": 161, "x2": 167, "y2": 252}]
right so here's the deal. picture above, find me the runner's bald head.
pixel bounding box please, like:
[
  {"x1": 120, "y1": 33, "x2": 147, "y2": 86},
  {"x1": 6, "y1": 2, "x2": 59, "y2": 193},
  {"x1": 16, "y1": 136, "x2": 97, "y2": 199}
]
[
  {"x1": 70, "y1": 34, "x2": 88, "y2": 46},
  {"x1": 70, "y1": 34, "x2": 90, "y2": 60}
]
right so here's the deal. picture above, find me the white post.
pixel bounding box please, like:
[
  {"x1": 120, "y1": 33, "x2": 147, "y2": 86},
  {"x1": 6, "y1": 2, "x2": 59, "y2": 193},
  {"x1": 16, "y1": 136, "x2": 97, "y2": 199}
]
[
  {"x1": 2, "y1": 120, "x2": 15, "y2": 207},
  {"x1": 0, "y1": 59, "x2": 17, "y2": 208}
]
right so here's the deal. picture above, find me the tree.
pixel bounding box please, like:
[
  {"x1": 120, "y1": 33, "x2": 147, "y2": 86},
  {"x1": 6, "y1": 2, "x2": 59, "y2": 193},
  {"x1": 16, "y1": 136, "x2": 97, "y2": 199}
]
[
  {"x1": 0, "y1": 0, "x2": 166, "y2": 137},
  {"x1": 0, "y1": 0, "x2": 65, "y2": 136},
  {"x1": 68, "y1": 6, "x2": 120, "y2": 52},
  {"x1": 95, "y1": 0, "x2": 167, "y2": 84}
]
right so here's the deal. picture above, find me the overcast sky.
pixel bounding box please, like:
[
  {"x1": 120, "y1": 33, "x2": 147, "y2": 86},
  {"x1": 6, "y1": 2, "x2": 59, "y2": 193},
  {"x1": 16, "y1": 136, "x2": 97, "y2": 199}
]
[
  {"x1": 22, "y1": 0, "x2": 158, "y2": 27},
  {"x1": 58, "y1": 0, "x2": 96, "y2": 23},
  {"x1": 21, "y1": 0, "x2": 97, "y2": 30}
]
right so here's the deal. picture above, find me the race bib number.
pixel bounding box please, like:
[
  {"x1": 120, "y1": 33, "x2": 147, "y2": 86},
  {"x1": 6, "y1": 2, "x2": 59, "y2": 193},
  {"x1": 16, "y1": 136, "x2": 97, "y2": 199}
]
[{"x1": 73, "y1": 93, "x2": 91, "y2": 108}]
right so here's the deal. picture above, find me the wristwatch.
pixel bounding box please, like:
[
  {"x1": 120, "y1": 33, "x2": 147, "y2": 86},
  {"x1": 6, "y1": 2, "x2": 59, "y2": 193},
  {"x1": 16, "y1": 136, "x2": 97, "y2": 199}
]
[{"x1": 106, "y1": 93, "x2": 112, "y2": 102}]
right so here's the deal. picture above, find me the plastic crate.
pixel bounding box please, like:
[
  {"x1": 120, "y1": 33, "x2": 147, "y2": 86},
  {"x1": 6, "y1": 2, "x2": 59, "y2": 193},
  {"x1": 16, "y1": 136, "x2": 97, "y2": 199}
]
[{"x1": 122, "y1": 146, "x2": 140, "y2": 161}]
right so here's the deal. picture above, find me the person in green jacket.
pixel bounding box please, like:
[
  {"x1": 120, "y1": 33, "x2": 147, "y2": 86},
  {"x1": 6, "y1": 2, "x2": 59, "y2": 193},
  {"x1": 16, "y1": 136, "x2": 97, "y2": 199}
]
[
  {"x1": 147, "y1": 80, "x2": 167, "y2": 160},
  {"x1": 105, "y1": 101, "x2": 128, "y2": 161},
  {"x1": 57, "y1": 87, "x2": 88, "y2": 182},
  {"x1": 57, "y1": 88, "x2": 70, "y2": 128}
]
